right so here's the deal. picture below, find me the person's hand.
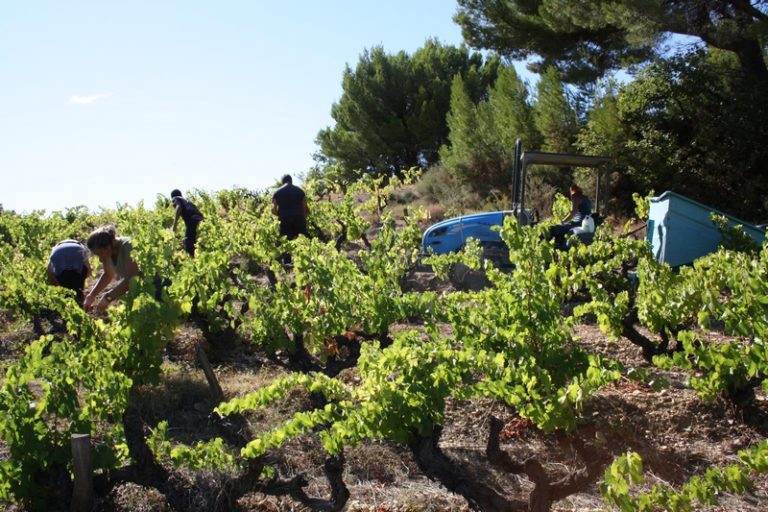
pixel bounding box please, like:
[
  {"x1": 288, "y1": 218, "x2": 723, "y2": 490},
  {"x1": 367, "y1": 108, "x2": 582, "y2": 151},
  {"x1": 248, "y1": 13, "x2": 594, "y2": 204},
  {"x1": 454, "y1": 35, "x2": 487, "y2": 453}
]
[
  {"x1": 83, "y1": 293, "x2": 95, "y2": 311},
  {"x1": 95, "y1": 296, "x2": 111, "y2": 312}
]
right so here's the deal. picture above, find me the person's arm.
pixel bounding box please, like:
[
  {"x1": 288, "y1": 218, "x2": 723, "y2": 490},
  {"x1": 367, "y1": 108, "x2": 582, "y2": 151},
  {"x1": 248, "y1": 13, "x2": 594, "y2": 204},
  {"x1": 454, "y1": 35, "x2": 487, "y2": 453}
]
[
  {"x1": 302, "y1": 197, "x2": 308, "y2": 218},
  {"x1": 272, "y1": 197, "x2": 279, "y2": 215},
  {"x1": 84, "y1": 262, "x2": 114, "y2": 311},
  {"x1": 171, "y1": 204, "x2": 181, "y2": 231},
  {"x1": 46, "y1": 261, "x2": 58, "y2": 284},
  {"x1": 561, "y1": 197, "x2": 580, "y2": 223},
  {"x1": 94, "y1": 256, "x2": 140, "y2": 312}
]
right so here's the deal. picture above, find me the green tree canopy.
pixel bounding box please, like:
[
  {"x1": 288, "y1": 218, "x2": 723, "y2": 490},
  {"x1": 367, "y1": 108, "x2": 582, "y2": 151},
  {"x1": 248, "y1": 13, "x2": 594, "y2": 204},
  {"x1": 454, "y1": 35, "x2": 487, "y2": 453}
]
[
  {"x1": 315, "y1": 39, "x2": 499, "y2": 182},
  {"x1": 454, "y1": 0, "x2": 768, "y2": 83},
  {"x1": 440, "y1": 64, "x2": 540, "y2": 192},
  {"x1": 577, "y1": 49, "x2": 768, "y2": 220},
  {"x1": 533, "y1": 67, "x2": 579, "y2": 153}
]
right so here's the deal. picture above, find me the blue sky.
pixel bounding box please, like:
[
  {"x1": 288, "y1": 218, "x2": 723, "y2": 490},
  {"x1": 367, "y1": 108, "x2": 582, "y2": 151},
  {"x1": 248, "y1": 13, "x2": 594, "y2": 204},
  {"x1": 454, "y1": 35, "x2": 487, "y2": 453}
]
[{"x1": 1, "y1": 1, "x2": 475, "y2": 213}]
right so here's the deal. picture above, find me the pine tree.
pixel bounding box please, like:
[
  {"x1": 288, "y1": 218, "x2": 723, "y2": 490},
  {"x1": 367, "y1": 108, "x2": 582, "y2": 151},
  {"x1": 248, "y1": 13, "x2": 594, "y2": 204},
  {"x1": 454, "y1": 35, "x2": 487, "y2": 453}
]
[{"x1": 455, "y1": 0, "x2": 768, "y2": 82}]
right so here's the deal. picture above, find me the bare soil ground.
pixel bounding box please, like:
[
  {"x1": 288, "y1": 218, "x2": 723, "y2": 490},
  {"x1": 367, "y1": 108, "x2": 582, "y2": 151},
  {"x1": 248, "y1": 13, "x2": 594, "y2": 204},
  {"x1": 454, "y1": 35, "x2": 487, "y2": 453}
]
[{"x1": 2, "y1": 272, "x2": 768, "y2": 512}]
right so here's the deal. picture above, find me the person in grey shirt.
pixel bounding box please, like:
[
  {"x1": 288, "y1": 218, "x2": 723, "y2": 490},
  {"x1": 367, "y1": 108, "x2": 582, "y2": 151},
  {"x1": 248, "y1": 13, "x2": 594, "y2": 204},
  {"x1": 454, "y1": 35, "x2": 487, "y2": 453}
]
[
  {"x1": 83, "y1": 226, "x2": 140, "y2": 312},
  {"x1": 47, "y1": 239, "x2": 91, "y2": 303}
]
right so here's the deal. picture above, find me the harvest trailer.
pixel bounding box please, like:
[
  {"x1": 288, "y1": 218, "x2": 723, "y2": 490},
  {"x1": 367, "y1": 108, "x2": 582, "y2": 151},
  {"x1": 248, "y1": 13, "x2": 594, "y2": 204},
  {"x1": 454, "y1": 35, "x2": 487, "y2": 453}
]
[{"x1": 646, "y1": 190, "x2": 766, "y2": 267}]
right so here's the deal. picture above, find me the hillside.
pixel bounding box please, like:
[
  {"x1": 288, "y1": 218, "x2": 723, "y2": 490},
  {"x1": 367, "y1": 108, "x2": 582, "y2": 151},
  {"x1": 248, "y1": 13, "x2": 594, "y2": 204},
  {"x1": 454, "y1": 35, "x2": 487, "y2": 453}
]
[
  {"x1": 1, "y1": 185, "x2": 768, "y2": 512},
  {"x1": 3, "y1": 270, "x2": 767, "y2": 512}
]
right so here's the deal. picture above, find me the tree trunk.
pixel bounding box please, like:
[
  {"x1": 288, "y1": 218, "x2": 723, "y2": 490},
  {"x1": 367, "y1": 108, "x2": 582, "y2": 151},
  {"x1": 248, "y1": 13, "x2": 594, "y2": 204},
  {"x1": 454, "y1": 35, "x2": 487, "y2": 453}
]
[
  {"x1": 409, "y1": 426, "x2": 523, "y2": 511},
  {"x1": 732, "y1": 38, "x2": 768, "y2": 80}
]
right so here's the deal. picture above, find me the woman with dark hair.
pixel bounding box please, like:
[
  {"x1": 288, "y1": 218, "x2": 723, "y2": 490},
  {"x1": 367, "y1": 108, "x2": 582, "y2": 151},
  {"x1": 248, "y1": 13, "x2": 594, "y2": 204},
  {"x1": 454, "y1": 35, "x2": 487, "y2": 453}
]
[{"x1": 83, "y1": 226, "x2": 140, "y2": 312}]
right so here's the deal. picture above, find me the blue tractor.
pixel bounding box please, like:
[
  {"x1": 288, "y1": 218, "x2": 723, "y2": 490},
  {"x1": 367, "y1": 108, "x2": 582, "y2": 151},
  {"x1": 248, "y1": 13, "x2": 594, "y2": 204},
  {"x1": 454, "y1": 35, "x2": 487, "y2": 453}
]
[{"x1": 422, "y1": 140, "x2": 611, "y2": 264}]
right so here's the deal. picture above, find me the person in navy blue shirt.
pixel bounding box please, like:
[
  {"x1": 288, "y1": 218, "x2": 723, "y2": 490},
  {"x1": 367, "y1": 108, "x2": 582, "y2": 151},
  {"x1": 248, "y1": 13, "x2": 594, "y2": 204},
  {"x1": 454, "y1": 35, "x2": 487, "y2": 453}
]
[
  {"x1": 549, "y1": 185, "x2": 593, "y2": 247},
  {"x1": 271, "y1": 174, "x2": 308, "y2": 240},
  {"x1": 47, "y1": 239, "x2": 91, "y2": 303},
  {"x1": 562, "y1": 185, "x2": 592, "y2": 225},
  {"x1": 170, "y1": 189, "x2": 204, "y2": 257}
]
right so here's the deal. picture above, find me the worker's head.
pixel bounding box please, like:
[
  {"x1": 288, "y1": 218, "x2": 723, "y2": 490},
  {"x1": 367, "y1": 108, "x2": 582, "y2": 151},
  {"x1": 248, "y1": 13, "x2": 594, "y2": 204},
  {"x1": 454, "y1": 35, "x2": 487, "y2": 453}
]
[
  {"x1": 281, "y1": 174, "x2": 293, "y2": 185},
  {"x1": 170, "y1": 189, "x2": 182, "y2": 199},
  {"x1": 86, "y1": 225, "x2": 117, "y2": 257},
  {"x1": 569, "y1": 185, "x2": 583, "y2": 197}
]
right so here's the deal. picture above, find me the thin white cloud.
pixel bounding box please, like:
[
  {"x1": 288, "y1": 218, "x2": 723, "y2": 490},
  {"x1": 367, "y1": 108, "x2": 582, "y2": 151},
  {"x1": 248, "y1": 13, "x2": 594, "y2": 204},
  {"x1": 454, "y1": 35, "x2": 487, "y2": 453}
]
[{"x1": 68, "y1": 93, "x2": 114, "y2": 106}]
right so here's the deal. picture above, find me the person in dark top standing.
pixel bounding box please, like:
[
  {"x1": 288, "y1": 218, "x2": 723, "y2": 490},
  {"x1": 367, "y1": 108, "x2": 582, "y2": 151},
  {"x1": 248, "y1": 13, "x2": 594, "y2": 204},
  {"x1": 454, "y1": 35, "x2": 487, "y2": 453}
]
[
  {"x1": 170, "y1": 189, "x2": 204, "y2": 257},
  {"x1": 271, "y1": 174, "x2": 308, "y2": 240},
  {"x1": 47, "y1": 239, "x2": 91, "y2": 303}
]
